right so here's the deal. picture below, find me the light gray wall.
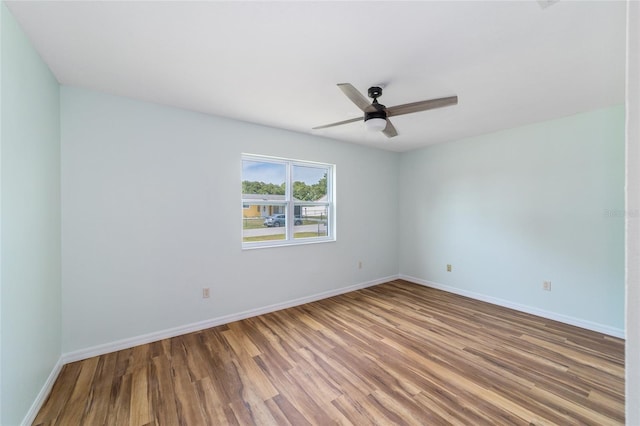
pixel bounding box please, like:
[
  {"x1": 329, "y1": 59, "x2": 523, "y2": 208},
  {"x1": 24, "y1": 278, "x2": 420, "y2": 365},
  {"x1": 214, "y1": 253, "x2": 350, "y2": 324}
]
[
  {"x1": 61, "y1": 84, "x2": 627, "y2": 356},
  {"x1": 1, "y1": 3, "x2": 62, "y2": 425},
  {"x1": 60, "y1": 86, "x2": 399, "y2": 353},
  {"x1": 626, "y1": 0, "x2": 640, "y2": 422},
  {"x1": 398, "y1": 105, "x2": 625, "y2": 333}
]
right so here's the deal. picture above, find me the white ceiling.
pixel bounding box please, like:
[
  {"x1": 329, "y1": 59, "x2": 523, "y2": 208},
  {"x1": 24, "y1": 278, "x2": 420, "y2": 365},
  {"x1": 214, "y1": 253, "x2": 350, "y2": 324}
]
[{"x1": 6, "y1": 1, "x2": 626, "y2": 152}]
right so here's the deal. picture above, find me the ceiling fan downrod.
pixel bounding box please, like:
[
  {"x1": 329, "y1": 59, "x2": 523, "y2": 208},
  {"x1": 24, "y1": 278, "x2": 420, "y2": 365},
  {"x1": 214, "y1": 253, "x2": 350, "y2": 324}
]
[{"x1": 365, "y1": 86, "x2": 387, "y2": 123}]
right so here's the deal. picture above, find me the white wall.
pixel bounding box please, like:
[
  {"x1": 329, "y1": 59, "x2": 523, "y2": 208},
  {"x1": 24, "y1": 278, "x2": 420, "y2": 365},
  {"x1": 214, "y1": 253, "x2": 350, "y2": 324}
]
[
  {"x1": 1, "y1": 3, "x2": 61, "y2": 425},
  {"x1": 626, "y1": 0, "x2": 640, "y2": 422},
  {"x1": 61, "y1": 87, "x2": 399, "y2": 354},
  {"x1": 399, "y1": 106, "x2": 625, "y2": 335}
]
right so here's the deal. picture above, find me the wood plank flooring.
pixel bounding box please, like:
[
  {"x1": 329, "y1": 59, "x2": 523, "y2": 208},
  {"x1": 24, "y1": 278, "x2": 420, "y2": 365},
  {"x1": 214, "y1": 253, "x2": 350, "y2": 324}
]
[{"x1": 33, "y1": 280, "x2": 625, "y2": 425}]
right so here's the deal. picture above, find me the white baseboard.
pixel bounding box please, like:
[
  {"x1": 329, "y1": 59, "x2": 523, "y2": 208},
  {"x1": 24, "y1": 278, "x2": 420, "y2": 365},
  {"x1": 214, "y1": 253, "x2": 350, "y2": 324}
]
[
  {"x1": 62, "y1": 275, "x2": 399, "y2": 364},
  {"x1": 21, "y1": 357, "x2": 64, "y2": 426},
  {"x1": 399, "y1": 274, "x2": 625, "y2": 339}
]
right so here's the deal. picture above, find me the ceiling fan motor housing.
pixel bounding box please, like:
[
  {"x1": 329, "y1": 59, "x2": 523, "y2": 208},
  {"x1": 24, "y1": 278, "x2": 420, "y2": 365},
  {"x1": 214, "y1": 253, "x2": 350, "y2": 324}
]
[{"x1": 365, "y1": 108, "x2": 387, "y2": 122}]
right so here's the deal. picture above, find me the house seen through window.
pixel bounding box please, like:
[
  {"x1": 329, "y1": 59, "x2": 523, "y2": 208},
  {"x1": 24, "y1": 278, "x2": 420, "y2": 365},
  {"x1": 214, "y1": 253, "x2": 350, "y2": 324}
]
[{"x1": 242, "y1": 154, "x2": 334, "y2": 247}]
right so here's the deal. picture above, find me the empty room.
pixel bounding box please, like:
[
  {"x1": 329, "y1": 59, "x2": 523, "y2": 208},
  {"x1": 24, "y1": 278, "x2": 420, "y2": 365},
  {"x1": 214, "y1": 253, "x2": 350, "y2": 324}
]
[{"x1": 2, "y1": 1, "x2": 639, "y2": 425}]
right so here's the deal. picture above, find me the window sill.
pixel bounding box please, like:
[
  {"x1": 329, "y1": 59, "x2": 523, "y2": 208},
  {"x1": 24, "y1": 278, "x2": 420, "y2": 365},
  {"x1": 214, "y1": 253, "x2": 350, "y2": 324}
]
[{"x1": 242, "y1": 237, "x2": 336, "y2": 250}]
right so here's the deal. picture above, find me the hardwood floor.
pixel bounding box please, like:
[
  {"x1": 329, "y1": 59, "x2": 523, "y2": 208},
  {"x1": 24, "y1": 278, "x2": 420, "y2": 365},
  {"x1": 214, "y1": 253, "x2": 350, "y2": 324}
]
[{"x1": 34, "y1": 280, "x2": 625, "y2": 425}]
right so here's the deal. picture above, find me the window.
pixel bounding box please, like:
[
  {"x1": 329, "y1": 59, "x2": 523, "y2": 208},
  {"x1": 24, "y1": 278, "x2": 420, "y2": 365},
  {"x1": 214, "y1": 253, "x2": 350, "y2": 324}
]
[{"x1": 242, "y1": 154, "x2": 334, "y2": 248}]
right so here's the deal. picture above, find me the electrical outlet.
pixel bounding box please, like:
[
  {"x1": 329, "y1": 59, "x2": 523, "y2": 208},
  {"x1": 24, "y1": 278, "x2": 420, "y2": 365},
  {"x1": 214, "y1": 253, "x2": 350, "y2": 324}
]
[
  {"x1": 358, "y1": 261, "x2": 363, "y2": 270},
  {"x1": 447, "y1": 264, "x2": 452, "y2": 272},
  {"x1": 543, "y1": 281, "x2": 551, "y2": 291},
  {"x1": 203, "y1": 288, "x2": 210, "y2": 298}
]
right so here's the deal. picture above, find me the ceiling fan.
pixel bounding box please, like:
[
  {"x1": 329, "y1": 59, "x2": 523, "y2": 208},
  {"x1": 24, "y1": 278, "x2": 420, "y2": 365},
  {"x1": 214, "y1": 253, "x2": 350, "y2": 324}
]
[{"x1": 313, "y1": 83, "x2": 458, "y2": 138}]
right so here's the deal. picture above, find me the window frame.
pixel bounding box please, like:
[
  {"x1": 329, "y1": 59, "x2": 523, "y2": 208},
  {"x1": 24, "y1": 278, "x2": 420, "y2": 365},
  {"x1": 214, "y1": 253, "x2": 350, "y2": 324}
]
[{"x1": 241, "y1": 154, "x2": 335, "y2": 249}]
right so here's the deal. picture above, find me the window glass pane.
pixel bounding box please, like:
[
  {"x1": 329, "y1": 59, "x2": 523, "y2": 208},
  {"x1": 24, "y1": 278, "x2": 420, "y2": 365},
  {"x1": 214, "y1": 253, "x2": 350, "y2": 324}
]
[
  {"x1": 294, "y1": 204, "x2": 329, "y2": 239},
  {"x1": 242, "y1": 160, "x2": 286, "y2": 200},
  {"x1": 292, "y1": 165, "x2": 328, "y2": 202},
  {"x1": 242, "y1": 205, "x2": 287, "y2": 243},
  {"x1": 241, "y1": 155, "x2": 334, "y2": 248}
]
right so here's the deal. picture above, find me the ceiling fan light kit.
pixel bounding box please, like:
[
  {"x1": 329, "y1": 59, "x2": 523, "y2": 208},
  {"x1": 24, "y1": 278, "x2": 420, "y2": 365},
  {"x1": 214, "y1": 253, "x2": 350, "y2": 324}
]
[
  {"x1": 313, "y1": 83, "x2": 458, "y2": 139},
  {"x1": 365, "y1": 117, "x2": 387, "y2": 132}
]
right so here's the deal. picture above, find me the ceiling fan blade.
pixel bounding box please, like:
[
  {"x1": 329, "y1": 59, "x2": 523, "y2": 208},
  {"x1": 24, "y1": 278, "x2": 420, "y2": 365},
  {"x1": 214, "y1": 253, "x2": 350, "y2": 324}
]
[
  {"x1": 386, "y1": 96, "x2": 458, "y2": 117},
  {"x1": 337, "y1": 83, "x2": 371, "y2": 112},
  {"x1": 382, "y1": 119, "x2": 398, "y2": 138},
  {"x1": 312, "y1": 116, "x2": 363, "y2": 130}
]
